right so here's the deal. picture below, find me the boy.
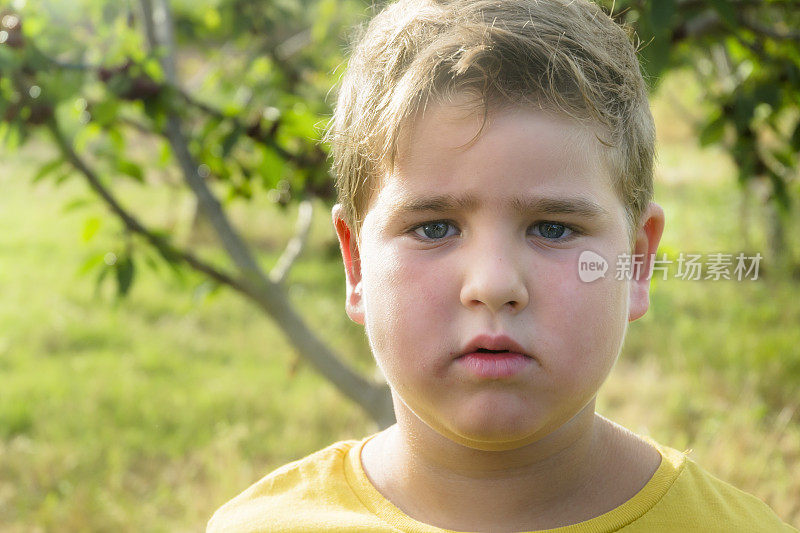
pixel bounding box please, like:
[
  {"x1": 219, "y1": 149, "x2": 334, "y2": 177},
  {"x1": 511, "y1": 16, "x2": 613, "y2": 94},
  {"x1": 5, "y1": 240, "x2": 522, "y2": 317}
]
[{"x1": 208, "y1": 0, "x2": 797, "y2": 530}]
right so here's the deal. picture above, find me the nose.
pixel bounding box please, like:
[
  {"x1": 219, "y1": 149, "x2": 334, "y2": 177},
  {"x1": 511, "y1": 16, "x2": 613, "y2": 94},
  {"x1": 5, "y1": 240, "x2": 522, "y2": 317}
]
[{"x1": 459, "y1": 239, "x2": 530, "y2": 315}]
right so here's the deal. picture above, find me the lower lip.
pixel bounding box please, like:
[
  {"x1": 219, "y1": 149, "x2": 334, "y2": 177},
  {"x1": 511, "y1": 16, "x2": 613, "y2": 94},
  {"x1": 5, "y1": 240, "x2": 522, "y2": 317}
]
[{"x1": 456, "y1": 352, "x2": 533, "y2": 379}]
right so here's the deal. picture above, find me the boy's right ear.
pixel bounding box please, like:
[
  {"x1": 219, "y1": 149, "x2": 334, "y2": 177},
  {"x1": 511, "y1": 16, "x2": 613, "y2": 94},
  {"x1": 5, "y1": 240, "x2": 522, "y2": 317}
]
[{"x1": 332, "y1": 204, "x2": 365, "y2": 325}]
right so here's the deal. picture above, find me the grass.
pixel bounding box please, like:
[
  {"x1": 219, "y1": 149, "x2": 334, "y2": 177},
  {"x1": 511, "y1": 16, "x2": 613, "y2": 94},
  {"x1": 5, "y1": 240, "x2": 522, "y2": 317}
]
[
  {"x1": 0, "y1": 74, "x2": 798, "y2": 530},
  {"x1": 0, "y1": 142, "x2": 374, "y2": 532}
]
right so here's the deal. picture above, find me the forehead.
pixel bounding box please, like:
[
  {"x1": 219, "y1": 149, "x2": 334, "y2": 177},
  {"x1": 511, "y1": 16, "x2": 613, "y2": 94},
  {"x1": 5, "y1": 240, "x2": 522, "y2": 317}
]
[{"x1": 368, "y1": 101, "x2": 622, "y2": 221}]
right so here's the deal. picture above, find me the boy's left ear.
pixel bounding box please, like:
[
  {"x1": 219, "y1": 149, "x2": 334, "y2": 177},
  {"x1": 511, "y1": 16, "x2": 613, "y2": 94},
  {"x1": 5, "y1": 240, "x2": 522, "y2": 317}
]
[{"x1": 628, "y1": 202, "x2": 665, "y2": 322}]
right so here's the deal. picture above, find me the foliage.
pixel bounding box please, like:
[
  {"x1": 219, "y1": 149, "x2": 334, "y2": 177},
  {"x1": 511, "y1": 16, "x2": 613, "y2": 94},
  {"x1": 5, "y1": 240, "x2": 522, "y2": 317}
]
[
  {"x1": 0, "y1": 0, "x2": 364, "y2": 295},
  {"x1": 599, "y1": 0, "x2": 800, "y2": 214}
]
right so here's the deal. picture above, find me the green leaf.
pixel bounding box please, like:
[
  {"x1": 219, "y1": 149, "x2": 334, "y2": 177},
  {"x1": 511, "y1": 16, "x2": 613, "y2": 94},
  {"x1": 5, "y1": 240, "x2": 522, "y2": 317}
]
[
  {"x1": 0, "y1": 121, "x2": 22, "y2": 150},
  {"x1": 203, "y1": 7, "x2": 222, "y2": 30},
  {"x1": 53, "y1": 170, "x2": 73, "y2": 186},
  {"x1": 82, "y1": 216, "x2": 102, "y2": 242},
  {"x1": 142, "y1": 58, "x2": 164, "y2": 83},
  {"x1": 75, "y1": 123, "x2": 102, "y2": 153},
  {"x1": 115, "y1": 255, "x2": 136, "y2": 297},
  {"x1": 116, "y1": 159, "x2": 144, "y2": 182},
  {"x1": 61, "y1": 197, "x2": 94, "y2": 213},
  {"x1": 78, "y1": 252, "x2": 107, "y2": 277},
  {"x1": 31, "y1": 158, "x2": 65, "y2": 184},
  {"x1": 91, "y1": 99, "x2": 120, "y2": 127},
  {"x1": 772, "y1": 148, "x2": 796, "y2": 169},
  {"x1": 159, "y1": 140, "x2": 172, "y2": 167},
  {"x1": 108, "y1": 128, "x2": 125, "y2": 152}
]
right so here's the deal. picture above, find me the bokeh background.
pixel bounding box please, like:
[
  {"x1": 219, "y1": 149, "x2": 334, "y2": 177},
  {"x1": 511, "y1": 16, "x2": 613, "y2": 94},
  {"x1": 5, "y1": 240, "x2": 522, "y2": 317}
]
[{"x1": 0, "y1": 0, "x2": 798, "y2": 531}]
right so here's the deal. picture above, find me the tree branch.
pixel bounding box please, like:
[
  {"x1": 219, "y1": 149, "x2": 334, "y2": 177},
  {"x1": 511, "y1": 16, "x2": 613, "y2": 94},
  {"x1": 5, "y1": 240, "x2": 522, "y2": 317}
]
[
  {"x1": 269, "y1": 199, "x2": 314, "y2": 284},
  {"x1": 38, "y1": 45, "x2": 324, "y2": 169},
  {"x1": 47, "y1": 117, "x2": 248, "y2": 295},
  {"x1": 52, "y1": 105, "x2": 393, "y2": 427},
  {"x1": 174, "y1": 88, "x2": 326, "y2": 168},
  {"x1": 140, "y1": 0, "x2": 394, "y2": 427},
  {"x1": 142, "y1": 0, "x2": 305, "y2": 286}
]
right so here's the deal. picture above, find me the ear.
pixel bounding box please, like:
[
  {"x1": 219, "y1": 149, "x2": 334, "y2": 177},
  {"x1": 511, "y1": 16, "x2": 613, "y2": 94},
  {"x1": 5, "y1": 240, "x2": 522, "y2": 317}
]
[
  {"x1": 332, "y1": 204, "x2": 365, "y2": 325},
  {"x1": 628, "y1": 202, "x2": 665, "y2": 322}
]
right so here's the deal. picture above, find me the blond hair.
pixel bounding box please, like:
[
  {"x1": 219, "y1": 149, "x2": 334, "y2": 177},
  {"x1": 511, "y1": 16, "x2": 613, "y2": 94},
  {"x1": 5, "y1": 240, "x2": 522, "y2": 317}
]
[{"x1": 327, "y1": 0, "x2": 654, "y2": 245}]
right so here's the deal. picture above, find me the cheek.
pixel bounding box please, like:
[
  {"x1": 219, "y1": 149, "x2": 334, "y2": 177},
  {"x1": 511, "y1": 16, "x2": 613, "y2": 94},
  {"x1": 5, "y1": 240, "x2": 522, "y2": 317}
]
[
  {"x1": 361, "y1": 254, "x2": 401, "y2": 348},
  {"x1": 360, "y1": 247, "x2": 451, "y2": 365},
  {"x1": 537, "y1": 267, "x2": 628, "y2": 370},
  {"x1": 363, "y1": 246, "x2": 452, "y2": 316}
]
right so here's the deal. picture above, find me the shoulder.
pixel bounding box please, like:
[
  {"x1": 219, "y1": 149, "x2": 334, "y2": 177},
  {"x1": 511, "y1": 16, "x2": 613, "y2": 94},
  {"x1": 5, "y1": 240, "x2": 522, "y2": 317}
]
[
  {"x1": 206, "y1": 439, "x2": 377, "y2": 533},
  {"x1": 635, "y1": 441, "x2": 797, "y2": 532}
]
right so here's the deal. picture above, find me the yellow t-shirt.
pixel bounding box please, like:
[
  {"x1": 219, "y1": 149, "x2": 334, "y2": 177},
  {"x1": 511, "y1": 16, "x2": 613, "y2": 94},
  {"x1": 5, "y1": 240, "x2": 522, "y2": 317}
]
[{"x1": 207, "y1": 434, "x2": 797, "y2": 532}]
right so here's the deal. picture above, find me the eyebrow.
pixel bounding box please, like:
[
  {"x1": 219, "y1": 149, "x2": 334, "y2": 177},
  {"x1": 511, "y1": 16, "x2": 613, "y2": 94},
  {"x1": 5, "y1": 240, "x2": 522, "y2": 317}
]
[{"x1": 392, "y1": 193, "x2": 610, "y2": 219}]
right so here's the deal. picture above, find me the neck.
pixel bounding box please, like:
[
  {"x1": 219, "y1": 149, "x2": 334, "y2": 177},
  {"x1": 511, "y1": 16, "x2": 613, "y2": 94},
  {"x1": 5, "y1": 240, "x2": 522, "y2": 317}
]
[{"x1": 363, "y1": 398, "x2": 625, "y2": 531}]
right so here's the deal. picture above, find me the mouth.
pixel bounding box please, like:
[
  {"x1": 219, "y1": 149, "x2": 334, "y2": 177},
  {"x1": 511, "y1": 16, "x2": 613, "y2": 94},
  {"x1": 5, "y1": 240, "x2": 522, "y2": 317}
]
[
  {"x1": 457, "y1": 333, "x2": 532, "y2": 359},
  {"x1": 455, "y1": 334, "x2": 535, "y2": 379}
]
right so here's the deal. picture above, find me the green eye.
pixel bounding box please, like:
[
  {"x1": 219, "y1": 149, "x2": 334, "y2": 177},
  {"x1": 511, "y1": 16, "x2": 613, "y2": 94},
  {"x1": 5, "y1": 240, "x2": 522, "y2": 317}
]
[
  {"x1": 533, "y1": 222, "x2": 573, "y2": 240},
  {"x1": 414, "y1": 221, "x2": 454, "y2": 240}
]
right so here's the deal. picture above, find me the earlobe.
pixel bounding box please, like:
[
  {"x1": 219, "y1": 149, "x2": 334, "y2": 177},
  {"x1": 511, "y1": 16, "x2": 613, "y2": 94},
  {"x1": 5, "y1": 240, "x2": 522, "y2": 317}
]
[
  {"x1": 332, "y1": 204, "x2": 366, "y2": 325},
  {"x1": 628, "y1": 202, "x2": 665, "y2": 322}
]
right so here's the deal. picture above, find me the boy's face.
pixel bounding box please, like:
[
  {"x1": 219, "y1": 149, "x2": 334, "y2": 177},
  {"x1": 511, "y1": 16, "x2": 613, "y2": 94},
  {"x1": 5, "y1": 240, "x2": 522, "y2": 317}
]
[{"x1": 333, "y1": 100, "x2": 663, "y2": 450}]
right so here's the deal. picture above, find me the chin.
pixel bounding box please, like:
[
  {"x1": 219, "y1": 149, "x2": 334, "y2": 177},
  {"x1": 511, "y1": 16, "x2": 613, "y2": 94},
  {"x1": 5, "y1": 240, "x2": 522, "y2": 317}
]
[
  {"x1": 448, "y1": 427, "x2": 546, "y2": 452},
  {"x1": 441, "y1": 408, "x2": 548, "y2": 451}
]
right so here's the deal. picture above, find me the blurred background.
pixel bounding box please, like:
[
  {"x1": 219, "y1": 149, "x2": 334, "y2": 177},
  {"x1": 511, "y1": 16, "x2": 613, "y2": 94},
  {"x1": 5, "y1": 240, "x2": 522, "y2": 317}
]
[{"x1": 0, "y1": 0, "x2": 798, "y2": 531}]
